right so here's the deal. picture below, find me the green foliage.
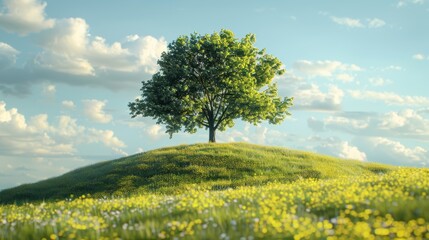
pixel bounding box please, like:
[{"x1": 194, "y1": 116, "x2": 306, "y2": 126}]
[
  {"x1": 129, "y1": 29, "x2": 293, "y2": 142},
  {"x1": 0, "y1": 143, "x2": 395, "y2": 204}
]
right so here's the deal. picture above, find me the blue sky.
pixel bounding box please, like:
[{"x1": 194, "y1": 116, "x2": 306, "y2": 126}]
[{"x1": 0, "y1": 0, "x2": 428, "y2": 190}]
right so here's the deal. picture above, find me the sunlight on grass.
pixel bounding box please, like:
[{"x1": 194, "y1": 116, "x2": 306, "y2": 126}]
[
  {"x1": 0, "y1": 143, "x2": 396, "y2": 204},
  {"x1": 1, "y1": 168, "x2": 428, "y2": 239}
]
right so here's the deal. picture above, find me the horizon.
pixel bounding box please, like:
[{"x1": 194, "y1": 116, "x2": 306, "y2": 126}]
[{"x1": 0, "y1": 0, "x2": 428, "y2": 190}]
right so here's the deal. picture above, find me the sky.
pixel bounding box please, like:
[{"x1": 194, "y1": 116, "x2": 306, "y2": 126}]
[{"x1": 0, "y1": 0, "x2": 428, "y2": 190}]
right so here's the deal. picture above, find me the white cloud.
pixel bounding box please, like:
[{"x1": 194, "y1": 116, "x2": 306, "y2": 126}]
[
  {"x1": 413, "y1": 53, "x2": 426, "y2": 60},
  {"x1": 34, "y1": 18, "x2": 94, "y2": 75},
  {"x1": 132, "y1": 35, "x2": 168, "y2": 74},
  {"x1": 293, "y1": 84, "x2": 344, "y2": 111},
  {"x1": 367, "y1": 18, "x2": 386, "y2": 28},
  {"x1": 368, "y1": 77, "x2": 392, "y2": 87},
  {"x1": 330, "y1": 16, "x2": 386, "y2": 29},
  {"x1": 226, "y1": 125, "x2": 269, "y2": 145},
  {"x1": 0, "y1": 101, "x2": 74, "y2": 156},
  {"x1": 0, "y1": 0, "x2": 166, "y2": 95},
  {"x1": 112, "y1": 147, "x2": 128, "y2": 156},
  {"x1": 218, "y1": 124, "x2": 293, "y2": 146},
  {"x1": 276, "y1": 70, "x2": 346, "y2": 111},
  {"x1": 35, "y1": 51, "x2": 95, "y2": 76},
  {"x1": 0, "y1": 98, "x2": 127, "y2": 189},
  {"x1": 349, "y1": 90, "x2": 429, "y2": 106},
  {"x1": 309, "y1": 109, "x2": 429, "y2": 141},
  {"x1": 37, "y1": 18, "x2": 87, "y2": 55},
  {"x1": 331, "y1": 16, "x2": 364, "y2": 28},
  {"x1": 82, "y1": 99, "x2": 112, "y2": 124},
  {"x1": 87, "y1": 129, "x2": 126, "y2": 148},
  {"x1": 0, "y1": 0, "x2": 54, "y2": 35},
  {"x1": 62, "y1": 100, "x2": 75, "y2": 109},
  {"x1": 0, "y1": 100, "x2": 126, "y2": 158},
  {"x1": 126, "y1": 35, "x2": 140, "y2": 42},
  {"x1": 55, "y1": 115, "x2": 85, "y2": 138},
  {"x1": 86, "y1": 36, "x2": 138, "y2": 72},
  {"x1": 34, "y1": 18, "x2": 167, "y2": 76},
  {"x1": 146, "y1": 124, "x2": 163, "y2": 138},
  {"x1": 0, "y1": 42, "x2": 19, "y2": 69},
  {"x1": 354, "y1": 137, "x2": 428, "y2": 166},
  {"x1": 397, "y1": 0, "x2": 425, "y2": 8},
  {"x1": 336, "y1": 73, "x2": 354, "y2": 83},
  {"x1": 0, "y1": 20, "x2": 167, "y2": 94},
  {"x1": 315, "y1": 140, "x2": 367, "y2": 161},
  {"x1": 293, "y1": 60, "x2": 362, "y2": 78},
  {"x1": 43, "y1": 84, "x2": 56, "y2": 95},
  {"x1": 383, "y1": 65, "x2": 403, "y2": 71}
]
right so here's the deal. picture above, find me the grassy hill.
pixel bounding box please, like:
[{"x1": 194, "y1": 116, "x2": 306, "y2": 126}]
[{"x1": 0, "y1": 142, "x2": 395, "y2": 204}]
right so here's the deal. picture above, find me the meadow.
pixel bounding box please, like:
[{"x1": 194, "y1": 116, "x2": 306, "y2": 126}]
[
  {"x1": 1, "y1": 168, "x2": 428, "y2": 239},
  {"x1": 0, "y1": 143, "x2": 428, "y2": 239}
]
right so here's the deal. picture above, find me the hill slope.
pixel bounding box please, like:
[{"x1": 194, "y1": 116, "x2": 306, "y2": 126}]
[{"x1": 0, "y1": 143, "x2": 395, "y2": 204}]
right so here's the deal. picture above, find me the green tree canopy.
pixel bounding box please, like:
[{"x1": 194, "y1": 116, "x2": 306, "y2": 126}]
[{"x1": 129, "y1": 29, "x2": 293, "y2": 142}]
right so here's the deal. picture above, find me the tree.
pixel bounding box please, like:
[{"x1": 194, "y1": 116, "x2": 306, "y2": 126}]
[{"x1": 129, "y1": 29, "x2": 293, "y2": 143}]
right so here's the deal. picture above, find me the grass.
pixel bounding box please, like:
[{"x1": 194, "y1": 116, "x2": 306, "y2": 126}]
[
  {"x1": 1, "y1": 168, "x2": 428, "y2": 239},
  {"x1": 0, "y1": 143, "x2": 394, "y2": 204},
  {"x1": 0, "y1": 143, "x2": 427, "y2": 239}
]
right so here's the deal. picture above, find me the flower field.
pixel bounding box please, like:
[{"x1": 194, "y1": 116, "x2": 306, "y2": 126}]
[{"x1": 1, "y1": 168, "x2": 428, "y2": 239}]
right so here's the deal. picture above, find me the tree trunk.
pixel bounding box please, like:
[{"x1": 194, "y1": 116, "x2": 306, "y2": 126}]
[{"x1": 209, "y1": 126, "x2": 216, "y2": 143}]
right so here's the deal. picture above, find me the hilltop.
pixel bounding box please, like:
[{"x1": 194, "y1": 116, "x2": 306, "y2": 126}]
[{"x1": 0, "y1": 143, "x2": 395, "y2": 204}]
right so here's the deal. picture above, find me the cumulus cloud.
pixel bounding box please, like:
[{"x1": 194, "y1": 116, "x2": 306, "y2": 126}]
[
  {"x1": 308, "y1": 109, "x2": 429, "y2": 141},
  {"x1": 129, "y1": 35, "x2": 168, "y2": 74},
  {"x1": 0, "y1": 5, "x2": 167, "y2": 95},
  {"x1": 34, "y1": 18, "x2": 167, "y2": 76},
  {"x1": 87, "y1": 129, "x2": 126, "y2": 149},
  {"x1": 82, "y1": 99, "x2": 112, "y2": 123},
  {"x1": 37, "y1": 18, "x2": 87, "y2": 55},
  {"x1": 55, "y1": 115, "x2": 85, "y2": 138},
  {"x1": 0, "y1": 0, "x2": 54, "y2": 35},
  {"x1": 35, "y1": 51, "x2": 95, "y2": 76},
  {"x1": 314, "y1": 139, "x2": 367, "y2": 161},
  {"x1": 275, "y1": 69, "x2": 346, "y2": 111},
  {"x1": 354, "y1": 137, "x2": 428, "y2": 166},
  {"x1": 0, "y1": 42, "x2": 19, "y2": 69},
  {"x1": 62, "y1": 100, "x2": 75, "y2": 109},
  {"x1": 291, "y1": 84, "x2": 344, "y2": 111},
  {"x1": 34, "y1": 18, "x2": 94, "y2": 75},
  {"x1": 349, "y1": 90, "x2": 429, "y2": 106},
  {"x1": 0, "y1": 101, "x2": 74, "y2": 156},
  {"x1": 146, "y1": 124, "x2": 164, "y2": 139},
  {"x1": 0, "y1": 100, "x2": 126, "y2": 157},
  {"x1": 86, "y1": 36, "x2": 137, "y2": 72},
  {"x1": 274, "y1": 60, "x2": 362, "y2": 111},
  {"x1": 0, "y1": 36, "x2": 166, "y2": 94}
]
